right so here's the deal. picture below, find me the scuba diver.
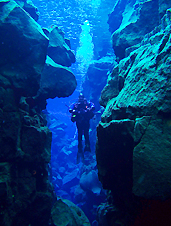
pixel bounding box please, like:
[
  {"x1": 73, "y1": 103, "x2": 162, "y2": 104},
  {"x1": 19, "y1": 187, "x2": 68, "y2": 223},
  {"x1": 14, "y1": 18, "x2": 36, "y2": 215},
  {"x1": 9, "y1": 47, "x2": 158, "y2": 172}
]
[{"x1": 69, "y1": 93, "x2": 95, "y2": 163}]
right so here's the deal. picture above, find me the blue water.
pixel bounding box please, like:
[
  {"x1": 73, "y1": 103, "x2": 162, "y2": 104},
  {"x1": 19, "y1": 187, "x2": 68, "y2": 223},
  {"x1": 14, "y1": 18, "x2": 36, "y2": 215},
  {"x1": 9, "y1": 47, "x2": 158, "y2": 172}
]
[{"x1": 31, "y1": 0, "x2": 115, "y2": 223}]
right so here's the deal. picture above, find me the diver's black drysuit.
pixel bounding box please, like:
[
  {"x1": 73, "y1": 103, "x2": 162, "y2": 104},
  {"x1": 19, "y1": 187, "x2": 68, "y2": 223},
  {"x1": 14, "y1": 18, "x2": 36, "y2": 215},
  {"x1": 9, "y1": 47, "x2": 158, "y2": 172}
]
[{"x1": 69, "y1": 96, "x2": 95, "y2": 163}]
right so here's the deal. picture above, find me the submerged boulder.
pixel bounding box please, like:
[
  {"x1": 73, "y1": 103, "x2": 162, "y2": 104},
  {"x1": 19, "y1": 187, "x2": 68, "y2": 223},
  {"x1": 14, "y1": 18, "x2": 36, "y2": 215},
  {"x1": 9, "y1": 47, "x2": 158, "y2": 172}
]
[
  {"x1": 51, "y1": 198, "x2": 91, "y2": 226},
  {"x1": 80, "y1": 170, "x2": 102, "y2": 195},
  {"x1": 37, "y1": 56, "x2": 77, "y2": 101},
  {"x1": 15, "y1": 0, "x2": 39, "y2": 21},
  {"x1": 0, "y1": 0, "x2": 49, "y2": 96},
  {"x1": 46, "y1": 26, "x2": 76, "y2": 67}
]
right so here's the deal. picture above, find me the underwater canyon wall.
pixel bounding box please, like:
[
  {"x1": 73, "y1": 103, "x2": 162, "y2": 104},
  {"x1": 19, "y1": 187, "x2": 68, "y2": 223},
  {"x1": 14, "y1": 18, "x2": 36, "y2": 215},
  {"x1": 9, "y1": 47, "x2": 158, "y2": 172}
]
[
  {"x1": 0, "y1": 0, "x2": 91, "y2": 225},
  {"x1": 96, "y1": 0, "x2": 171, "y2": 225}
]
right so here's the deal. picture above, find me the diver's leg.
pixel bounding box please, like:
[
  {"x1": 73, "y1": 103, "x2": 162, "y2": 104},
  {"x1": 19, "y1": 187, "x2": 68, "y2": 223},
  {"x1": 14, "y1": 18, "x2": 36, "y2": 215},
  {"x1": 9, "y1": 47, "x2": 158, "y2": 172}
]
[
  {"x1": 77, "y1": 127, "x2": 84, "y2": 163},
  {"x1": 84, "y1": 124, "x2": 91, "y2": 152},
  {"x1": 77, "y1": 127, "x2": 82, "y2": 152}
]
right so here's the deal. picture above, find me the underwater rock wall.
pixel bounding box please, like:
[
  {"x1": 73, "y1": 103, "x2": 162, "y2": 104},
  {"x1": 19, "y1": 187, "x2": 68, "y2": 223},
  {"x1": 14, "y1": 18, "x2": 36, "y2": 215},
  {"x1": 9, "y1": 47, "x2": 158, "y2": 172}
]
[
  {"x1": 108, "y1": 0, "x2": 171, "y2": 60},
  {"x1": 82, "y1": 56, "x2": 115, "y2": 111},
  {"x1": 97, "y1": 1, "x2": 171, "y2": 225},
  {"x1": 0, "y1": 0, "x2": 84, "y2": 225},
  {"x1": 0, "y1": 2, "x2": 52, "y2": 224}
]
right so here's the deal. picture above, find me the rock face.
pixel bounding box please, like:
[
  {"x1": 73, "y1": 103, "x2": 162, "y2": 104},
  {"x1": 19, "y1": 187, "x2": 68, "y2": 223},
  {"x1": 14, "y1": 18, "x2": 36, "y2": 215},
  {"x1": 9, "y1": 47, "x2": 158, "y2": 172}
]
[
  {"x1": 0, "y1": 0, "x2": 48, "y2": 96},
  {"x1": 15, "y1": 0, "x2": 39, "y2": 21},
  {"x1": 0, "y1": 78, "x2": 53, "y2": 226},
  {"x1": 133, "y1": 116, "x2": 171, "y2": 199},
  {"x1": 82, "y1": 56, "x2": 114, "y2": 110},
  {"x1": 0, "y1": 0, "x2": 80, "y2": 225},
  {"x1": 35, "y1": 27, "x2": 77, "y2": 105},
  {"x1": 47, "y1": 26, "x2": 76, "y2": 67},
  {"x1": 39, "y1": 56, "x2": 77, "y2": 100},
  {"x1": 51, "y1": 198, "x2": 91, "y2": 226},
  {"x1": 108, "y1": 0, "x2": 171, "y2": 60},
  {"x1": 96, "y1": 4, "x2": 171, "y2": 226},
  {"x1": 97, "y1": 119, "x2": 134, "y2": 199}
]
